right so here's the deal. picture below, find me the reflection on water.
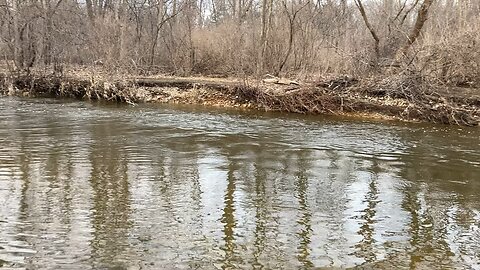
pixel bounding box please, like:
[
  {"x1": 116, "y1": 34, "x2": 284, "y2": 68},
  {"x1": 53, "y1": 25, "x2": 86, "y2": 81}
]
[{"x1": 0, "y1": 97, "x2": 479, "y2": 269}]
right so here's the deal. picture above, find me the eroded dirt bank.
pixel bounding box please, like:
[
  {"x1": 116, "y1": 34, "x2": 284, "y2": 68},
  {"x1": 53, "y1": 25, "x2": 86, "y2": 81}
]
[{"x1": 1, "y1": 72, "x2": 479, "y2": 126}]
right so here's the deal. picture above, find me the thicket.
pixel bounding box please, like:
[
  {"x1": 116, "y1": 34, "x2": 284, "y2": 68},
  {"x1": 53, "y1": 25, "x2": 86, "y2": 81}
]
[{"x1": 0, "y1": 0, "x2": 478, "y2": 87}]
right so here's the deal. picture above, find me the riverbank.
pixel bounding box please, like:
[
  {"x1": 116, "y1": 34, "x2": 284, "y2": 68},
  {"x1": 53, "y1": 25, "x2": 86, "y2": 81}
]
[{"x1": 1, "y1": 70, "x2": 479, "y2": 126}]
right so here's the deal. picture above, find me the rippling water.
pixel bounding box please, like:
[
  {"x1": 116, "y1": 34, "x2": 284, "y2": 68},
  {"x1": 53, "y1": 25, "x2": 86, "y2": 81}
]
[{"x1": 0, "y1": 97, "x2": 479, "y2": 269}]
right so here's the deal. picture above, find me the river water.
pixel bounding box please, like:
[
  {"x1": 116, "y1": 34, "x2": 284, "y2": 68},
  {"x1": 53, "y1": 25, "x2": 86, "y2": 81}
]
[{"x1": 0, "y1": 97, "x2": 479, "y2": 269}]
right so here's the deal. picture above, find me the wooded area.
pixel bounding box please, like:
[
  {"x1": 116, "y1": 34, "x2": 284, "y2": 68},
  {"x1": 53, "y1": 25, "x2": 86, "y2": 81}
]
[
  {"x1": 1, "y1": 0, "x2": 479, "y2": 126},
  {"x1": 0, "y1": 0, "x2": 479, "y2": 86}
]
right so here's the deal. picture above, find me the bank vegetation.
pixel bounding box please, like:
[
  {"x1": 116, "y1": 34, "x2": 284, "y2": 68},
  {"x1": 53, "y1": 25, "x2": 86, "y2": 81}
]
[{"x1": 0, "y1": 0, "x2": 479, "y2": 126}]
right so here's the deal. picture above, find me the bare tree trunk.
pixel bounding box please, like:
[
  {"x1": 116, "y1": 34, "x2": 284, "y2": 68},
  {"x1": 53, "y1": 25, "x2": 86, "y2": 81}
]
[
  {"x1": 149, "y1": 0, "x2": 181, "y2": 67},
  {"x1": 186, "y1": 0, "x2": 196, "y2": 74},
  {"x1": 23, "y1": 22, "x2": 36, "y2": 71},
  {"x1": 276, "y1": 0, "x2": 309, "y2": 76},
  {"x1": 393, "y1": 0, "x2": 434, "y2": 64},
  {"x1": 116, "y1": 0, "x2": 126, "y2": 64},
  {"x1": 398, "y1": 0, "x2": 435, "y2": 54},
  {"x1": 399, "y1": 0, "x2": 420, "y2": 25},
  {"x1": 198, "y1": 0, "x2": 204, "y2": 26},
  {"x1": 172, "y1": 0, "x2": 177, "y2": 20},
  {"x1": 277, "y1": 11, "x2": 295, "y2": 76},
  {"x1": 150, "y1": 0, "x2": 164, "y2": 66},
  {"x1": 86, "y1": 0, "x2": 95, "y2": 21},
  {"x1": 42, "y1": 0, "x2": 54, "y2": 66},
  {"x1": 10, "y1": 0, "x2": 22, "y2": 69},
  {"x1": 256, "y1": 0, "x2": 271, "y2": 75},
  {"x1": 239, "y1": 0, "x2": 253, "y2": 23},
  {"x1": 98, "y1": 0, "x2": 106, "y2": 17},
  {"x1": 354, "y1": 0, "x2": 380, "y2": 64},
  {"x1": 237, "y1": 0, "x2": 242, "y2": 22}
]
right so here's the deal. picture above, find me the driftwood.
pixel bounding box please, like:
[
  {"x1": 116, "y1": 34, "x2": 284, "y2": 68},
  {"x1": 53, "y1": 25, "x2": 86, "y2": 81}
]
[
  {"x1": 1, "y1": 73, "x2": 478, "y2": 126},
  {"x1": 317, "y1": 76, "x2": 358, "y2": 91},
  {"x1": 131, "y1": 77, "x2": 239, "y2": 90},
  {"x1": 262, "y1": 74, "x2": 300, "y2": 85}
]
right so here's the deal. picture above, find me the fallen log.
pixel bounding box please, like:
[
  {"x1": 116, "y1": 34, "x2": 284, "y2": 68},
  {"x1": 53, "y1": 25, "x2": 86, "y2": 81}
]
[{"x1": 131, "y1": 77, "x2": 240, "y2": 91}]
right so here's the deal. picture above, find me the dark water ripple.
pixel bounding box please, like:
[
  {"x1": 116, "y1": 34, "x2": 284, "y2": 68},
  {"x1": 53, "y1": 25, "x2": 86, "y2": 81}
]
[{"x1": 0, "y1": 97, "x2": 479, "y2": 269}]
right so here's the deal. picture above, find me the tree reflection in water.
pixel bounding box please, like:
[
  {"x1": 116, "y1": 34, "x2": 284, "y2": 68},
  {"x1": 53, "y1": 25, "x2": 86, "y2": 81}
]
[{"x1": 0, "y1": 98, "x2": 478, "y2": 269}]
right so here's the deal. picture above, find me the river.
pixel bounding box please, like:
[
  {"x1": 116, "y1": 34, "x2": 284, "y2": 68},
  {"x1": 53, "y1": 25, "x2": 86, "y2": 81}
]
[{"x1": 0, "y1": 97, "x2": 479, "y2": 269}]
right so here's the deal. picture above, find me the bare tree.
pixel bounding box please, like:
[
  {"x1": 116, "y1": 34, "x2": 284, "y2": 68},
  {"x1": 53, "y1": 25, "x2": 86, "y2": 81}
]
[
  {"x1": 276, "y1": 0, "x2": 310, "y2": 75},
  {"x1": 397, "y1": 0, "x2": 435, "y2": 57},
  {"x1": 354, "y1": 0, "x2": 380, "y2": 65},
  {"x1": 9, "y1": 0, "x2": 22, "y2": 69},
  {"x1": 0, "y1": 0, "x2": 476, "y2": 81},
  {"x1": 257, "y1": 0, "x2": 273, "y2": 75}
]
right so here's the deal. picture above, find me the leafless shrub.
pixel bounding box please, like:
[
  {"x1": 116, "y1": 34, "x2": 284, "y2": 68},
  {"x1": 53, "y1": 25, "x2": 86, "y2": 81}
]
[
  {"x1": 419, "y1": 22, "x2": 480, "y2": 87},
  {"x1": 0, "y1": 0, "x2": 476, "y2": 80}
]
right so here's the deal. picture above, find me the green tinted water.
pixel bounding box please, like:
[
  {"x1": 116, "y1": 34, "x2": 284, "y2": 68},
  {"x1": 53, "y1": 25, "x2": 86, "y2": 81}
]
[{"x1": 0, "y1": 97, "x2": 479, "y2": 269}]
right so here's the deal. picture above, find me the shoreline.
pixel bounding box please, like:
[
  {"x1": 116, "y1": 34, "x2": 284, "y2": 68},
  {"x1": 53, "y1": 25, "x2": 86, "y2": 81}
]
[{"x1": 1, "y1": 72, "x2": 478, "y2": 127}]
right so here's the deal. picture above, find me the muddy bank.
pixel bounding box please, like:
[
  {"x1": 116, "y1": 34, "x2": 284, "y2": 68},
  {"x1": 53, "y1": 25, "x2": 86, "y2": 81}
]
[{"x1": 1, "y1": 72, "x2": 479, "y2": 126}]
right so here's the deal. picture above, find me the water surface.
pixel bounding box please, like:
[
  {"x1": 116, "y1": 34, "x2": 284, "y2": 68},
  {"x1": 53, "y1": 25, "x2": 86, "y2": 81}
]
[{"x1": 0, "y1": 97, "x2": 479, "y2": 269}]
